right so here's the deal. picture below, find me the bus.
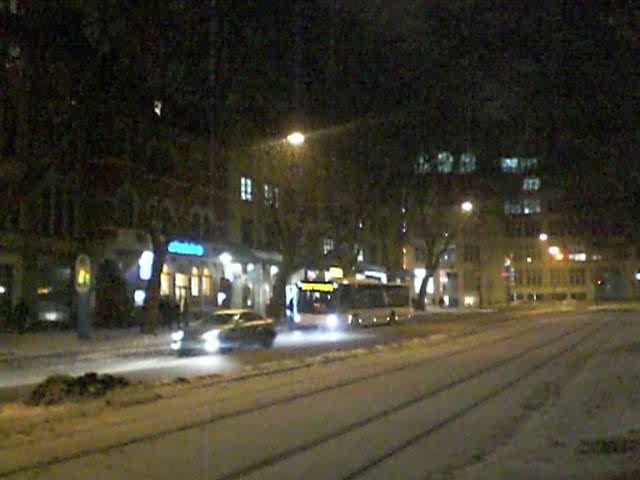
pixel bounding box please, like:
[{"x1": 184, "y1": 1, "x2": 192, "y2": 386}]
[{"x1": 293, "y1": 278, "x2": 412, "y2": 330}]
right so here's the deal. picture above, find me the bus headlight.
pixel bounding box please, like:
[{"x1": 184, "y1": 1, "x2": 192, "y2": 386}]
[{"x1": 327, "y1": 314, "x2": 338, "y2": 329}]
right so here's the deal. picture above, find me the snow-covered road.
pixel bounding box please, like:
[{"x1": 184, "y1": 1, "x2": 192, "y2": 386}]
[{"x1": 1, "y1": 311, "x2": 638, "y2": 479}]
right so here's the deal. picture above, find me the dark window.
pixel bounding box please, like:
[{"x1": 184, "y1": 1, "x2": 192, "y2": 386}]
[
  {"x1": 161, "y1": 207, "x2": 172, "y2": 234},
  {"x1": 191, "y1": 212, "x2": 201, "y2": 239},
  {"x1": 242, "y1": 218, "x2": 254, "y2": 247},
  {"x1": 464, "y1": 245, "x2": 480, "y2": 263},
  {"x1": 66, "y1": 192, "x2": 75, "y2": 237},
  {"x1": 202, "y1": 215, "x2": 211, "y2": 240},
  {"x1": 41, "y1": 186, "x2": 52, "y2": 235},
  {"x1": 53, "y1": 187, "x2": 65, "y2": 236}
]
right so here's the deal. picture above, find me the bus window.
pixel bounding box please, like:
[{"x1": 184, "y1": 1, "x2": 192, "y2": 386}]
[{"x1": 385, "y1": 285, "x2": 410, "y2": 308}]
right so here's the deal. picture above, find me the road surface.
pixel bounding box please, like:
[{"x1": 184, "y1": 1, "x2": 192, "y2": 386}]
[
  {"x1": 2, "y1": 310, "x2": 638, "y2": 479},
  {"x1": 0, "y1": 310, "x2": 508, "y2": 401}
]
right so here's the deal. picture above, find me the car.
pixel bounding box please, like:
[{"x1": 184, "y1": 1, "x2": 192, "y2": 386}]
[
  {"x1": 170, "y1": 308, "x2": 277, "y2": 355},
  {"x1": 35, "y1": 300, "x2": 72, "y2": 329}
]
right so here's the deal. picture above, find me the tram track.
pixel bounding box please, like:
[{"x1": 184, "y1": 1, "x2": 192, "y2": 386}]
[{"x1": 211, "y1": 319, "x2": 606, "y2": 480}]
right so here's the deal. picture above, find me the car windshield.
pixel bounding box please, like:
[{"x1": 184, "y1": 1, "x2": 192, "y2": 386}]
[{"x1": 206, "y1": 313, "x2": 237, "y2": 325}]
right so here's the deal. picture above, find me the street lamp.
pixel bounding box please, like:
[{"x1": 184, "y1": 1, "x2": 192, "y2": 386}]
[
  {"x1": 461, "y1": 201, "x2": 473, "y2": 213},
  {"x1": 539, "y1": 232, "x2": 548, "y2": 241},
  {"x1": 286, "y1": 131, "x2": 305, "y2": 146}
]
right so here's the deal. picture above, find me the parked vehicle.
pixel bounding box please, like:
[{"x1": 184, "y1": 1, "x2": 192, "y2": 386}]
[{"x1": 171, "y1": 309, "x2": 276, "y2": 355}]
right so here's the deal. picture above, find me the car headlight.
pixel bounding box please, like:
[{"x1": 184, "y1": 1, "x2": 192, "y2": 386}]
[
  {"x1": 201, "y1": 329, "x2": 220, "y2": 341},
  {"x1": 44, "y1": 311, "x2": 59, "y2": 321},
  {"x1": 327, "y1": 314, "x2": 338, "y2": 329},
  {"x1": 171, "y1": 330, "x2": 184, "y2": 341}
]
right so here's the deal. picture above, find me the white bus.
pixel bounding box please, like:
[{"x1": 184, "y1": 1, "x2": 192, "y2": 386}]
[{"x1": 293, "y1": 278, "x2": 412, "y2": 330}]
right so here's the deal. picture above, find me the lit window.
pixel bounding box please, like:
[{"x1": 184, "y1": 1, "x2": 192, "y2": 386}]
[
  {"x1": 437, "y1": 152, "x2": 454, "y2": 173},
  {"x1": 504, "y1": 200, "x2": 522, "y2": 215},
  {"x1": 459, "y1": 152, "x2": 476, "y2": 173},
  {"x1": 323, "y1": 238, "x2": 334, "y2": 255},
  {"x1": 523, "y1": 198, "x2": 541, "y2": 215},
  {"x1": 501, "y1": 157, "x2": 519, "y2": 173},
  {"x1": 264, "y1": 184, "x2": 279, "y2": 207},
  {"x1": 523, "y1": 177, "x2": 541, "y2": 191},
  {"x1": 160, "y1": 264, "x2": 171, "y2": 296},
  {"x1": 202, "y1": 268, "x2": 212, "y2": 296},
  {"x1": 191, "y1": 267, "x2": 199, "y2": 297},
  {"x1": 241, "y1": 176, "x2": 253, "y2": 201},
  {"x1": 355, "y1": 244, "x2": 364, "y2": 262},
  {"x1": 415, "y1": 153, "x2": 431, "y2": 174}
]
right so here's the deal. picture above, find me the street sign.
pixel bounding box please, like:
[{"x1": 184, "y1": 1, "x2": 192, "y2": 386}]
[{"x1": 75, "y1": 254, "x2": 92, "y2": 294}]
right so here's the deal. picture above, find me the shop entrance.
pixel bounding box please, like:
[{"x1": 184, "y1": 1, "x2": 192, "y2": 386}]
[{"x1": 175, "y1": 273, "x2": 189, "y2": 312}]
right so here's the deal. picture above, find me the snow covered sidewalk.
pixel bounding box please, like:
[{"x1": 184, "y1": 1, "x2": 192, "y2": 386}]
[{"x1": 0, "y1": 328, "x2": 172, "y2": 365}]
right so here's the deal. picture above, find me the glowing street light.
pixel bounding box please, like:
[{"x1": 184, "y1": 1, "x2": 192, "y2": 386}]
[
  {"x1": 539, "y1": 233, "x2": 548, "y2": 241},
  {"x1": 548, "y1": 245, "x2": 560, "y2": 256},
  {"x1": 286, "y1": 131, "x2": 305, "y2": 146},
  {"x1": 461, "y1": 201, "x2": 473, "y2": 213}
]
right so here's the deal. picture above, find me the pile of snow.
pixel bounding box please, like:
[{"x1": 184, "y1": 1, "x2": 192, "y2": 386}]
[{"x1": 27, "y1": 373, "x2": 130, "y2": 406}]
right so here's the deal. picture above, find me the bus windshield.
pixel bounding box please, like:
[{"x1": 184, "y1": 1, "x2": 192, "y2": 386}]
[{"x1": 297, "y1": 290, "x2": 338, "y2": 314}]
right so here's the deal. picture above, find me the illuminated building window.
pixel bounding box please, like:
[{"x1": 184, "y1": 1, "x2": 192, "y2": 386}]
[
  {"x1": 501, "y1": 157, "x2": 519, "y2": 173},
  {"x1": 191, "y1": 267, "x2": 199, "y2": 297},
  {"x1": 240, "y1": 176, "x2": 253, "y2": 201},
  {"x1": 264, "y1": 184, "x2": 279, "y2": 207},
  {"x1": 523, "y1": 198, "x2": 541, "y2": 215},
  {"x1": 323, "y1": 238, "x2": 334, "y2": 255},
  {"x1": 523, "y1": 177, "x2": 541, "y2": 191},
  {"x1": 160, "y1": 264, "x2": 172, "y2": 296},
  {"x1": 415, "y1": 152, "x2": 431, "y2": 174},
  {"x1": 459, "y1": 152, "x2": 476, "y2": 173},
  {"x1": 437, "y1": 152, "x2": 454, "y2": 173},
  {"x1": 202, "y1": 268, "x2": 212, "y2": 296}
]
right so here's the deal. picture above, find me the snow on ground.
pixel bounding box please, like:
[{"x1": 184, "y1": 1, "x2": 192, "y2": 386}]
[
  {"x1": 456, "y1": 315, "x2": 640, "y2": 480},
  {"x1": 1, "y1": 311, "x2": 638, "y2": 479},
  {"x1": 0, "y1": 325, "x2": 479, "y2": 462}
]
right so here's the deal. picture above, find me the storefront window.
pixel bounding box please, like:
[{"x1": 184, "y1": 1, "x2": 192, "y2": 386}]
[
  {"x1": 191, "y1": 267, "x2": 200, "y2": 297},
  {"x1": 202, "y1": 268, "x2": 212, "y2": 296},
  {"x1": 160, "y1": 264, "x2": 171, "y2": 296}
]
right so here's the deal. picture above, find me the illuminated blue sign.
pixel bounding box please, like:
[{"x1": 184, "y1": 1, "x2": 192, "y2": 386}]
[{"x1": 167, "y1": 240, "x2": 204, "y2": 256}]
